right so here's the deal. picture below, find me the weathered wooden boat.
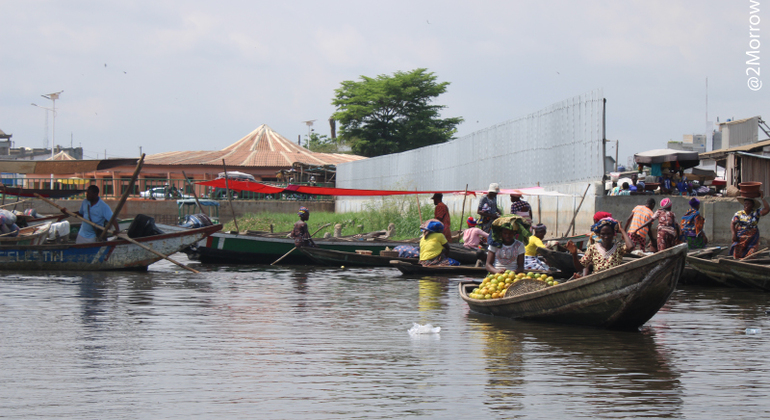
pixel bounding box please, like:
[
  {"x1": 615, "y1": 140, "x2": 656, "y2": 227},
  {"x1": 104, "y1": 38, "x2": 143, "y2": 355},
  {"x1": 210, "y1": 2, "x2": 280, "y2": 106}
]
[
  {"x1": 390, "y1": 260, "x2": 489, "y2": 276},
  {"x1": 0, "y1": 223, "x2": 53, "y2": 246},
  {"x1": 459, "y1": 243, "x2": 688, "y2": 330},
  {"x1": 678, "y1": 246, "x2": 725, "y2": 286},
  {"x1": 192, "y1": 230, "x2": 481, "y2": 265},
  {"x1": 0, "y1": 224, "x2": 221, "y2": 271},
  {"x1": 687, "y1": 250, "x2": 770, "y2": 291},
  {"x1": 536, "y1": 246, "x2": 579, "y2": 275},
  {"x1": 299, "y1": 247, "x2": 416, "y2": 267},
  {"x1": 0, "y1": 186, "x2": 85, "y2": 199}
]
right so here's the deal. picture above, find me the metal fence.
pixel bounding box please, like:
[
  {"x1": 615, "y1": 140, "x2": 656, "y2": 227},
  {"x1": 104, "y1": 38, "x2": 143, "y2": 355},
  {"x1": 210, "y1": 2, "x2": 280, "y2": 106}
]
[{"x1": 336, "y1": 89, "x2": 605, "y2": 191}]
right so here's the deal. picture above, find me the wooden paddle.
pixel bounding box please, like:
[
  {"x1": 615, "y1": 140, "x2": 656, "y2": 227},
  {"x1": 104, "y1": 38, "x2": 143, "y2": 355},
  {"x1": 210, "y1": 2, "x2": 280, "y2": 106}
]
[
  {"x1": 34, "y1": 193, "x2": 200, "y2": 274},
  {"x1": 0, "y1": 198, "x2": 35, "y2": 209},
  {"x1": 270, "y1": 222, "x2": 332, "y2": 265},
  {"x1": 742, "y1": 247, "x2": 769, "y2": 261}
]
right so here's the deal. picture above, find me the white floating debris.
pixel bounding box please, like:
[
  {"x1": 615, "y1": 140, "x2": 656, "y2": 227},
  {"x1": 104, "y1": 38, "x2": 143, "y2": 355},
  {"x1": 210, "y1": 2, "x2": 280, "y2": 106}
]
[
  {"x1": 408, "y1": 323, "x2": 441, "y2": 336},
  {"x1": 745, "y1": 328, "x2": 762, "y2": 335}
]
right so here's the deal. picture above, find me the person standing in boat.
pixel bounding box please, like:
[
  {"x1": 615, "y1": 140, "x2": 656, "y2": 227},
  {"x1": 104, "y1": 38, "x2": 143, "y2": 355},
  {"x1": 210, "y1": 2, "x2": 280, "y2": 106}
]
[
  {"x1": 524, "y1": 224, "x2": 550, "y2": 271},
  {"x1": 485, "y1": 216, "x2": 529, "y2": 274},
  {"x1": 635, "y1": 198, "x2": 680, "y2": 252},
  {"x1": 68, "y1": 185, "x2": 120, "y2": 244},
  {"x1": 566, "y1": 217, "x2": 633, "y2": 277},
  {"x1": 509, "y1": 191, "x2": 533, "y2": 225},
  {"x1": 625, "y1": 198, "x2": 657, "y2": 252},
  {"x1": 290, "y1": 207, "x2": 316, "y2": 247},
  {"x1": 431, "y1": 193, "x2": 452, "y2": 242},
  {"x1": 478, "y1": 183, "x2": 501, "y2": 234},
  {"x1": 730, "y1": 195, "x2": 770, "y2": 258},
  {"x1": 680, "y1": 197, "x2": 708, "y2": 249}
]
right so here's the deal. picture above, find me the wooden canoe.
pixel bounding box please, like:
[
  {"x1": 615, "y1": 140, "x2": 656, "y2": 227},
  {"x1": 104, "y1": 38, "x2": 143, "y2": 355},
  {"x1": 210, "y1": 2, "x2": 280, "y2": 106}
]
[
  {"x1": 459, "y1": 243, "x2": 688, "y2": 330},
  {"x1": 536, "y1": 246, "x2": 580, "y2": 275},
  {"x1": 390, "y1": 260, "x2": 489, "y2": 276},
  {"x1": 0, "y1": 224, "x2": 221, "y2": 271},
  {"x1": 299, "y1": 247, "x2": 416, "y2": 267},
  {"x1": 687, "y1": 250, "x2": 770, "y2": 291},
  {"x1": 0, "y1": 223, "x2": 53, "y2": 246}
]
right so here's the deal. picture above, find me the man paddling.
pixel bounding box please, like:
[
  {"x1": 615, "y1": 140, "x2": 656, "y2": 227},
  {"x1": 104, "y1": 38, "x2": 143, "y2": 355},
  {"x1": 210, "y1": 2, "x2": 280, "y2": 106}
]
[{"x1": 65, "y1": 185, "x2": 120, "y2": 243}]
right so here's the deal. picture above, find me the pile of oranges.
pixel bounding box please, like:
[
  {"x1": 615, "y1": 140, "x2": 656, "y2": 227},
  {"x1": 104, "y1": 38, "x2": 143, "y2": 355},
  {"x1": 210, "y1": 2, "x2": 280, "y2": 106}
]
[{"x1": 468, "y1": 271, "x2": 559, "y2": 300}]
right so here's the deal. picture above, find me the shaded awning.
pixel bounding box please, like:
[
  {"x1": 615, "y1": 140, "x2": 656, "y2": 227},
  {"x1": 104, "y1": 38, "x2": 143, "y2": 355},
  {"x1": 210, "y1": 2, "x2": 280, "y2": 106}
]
[{"x1": 634, "y1": 149, "x2": 700, "y2": 169}]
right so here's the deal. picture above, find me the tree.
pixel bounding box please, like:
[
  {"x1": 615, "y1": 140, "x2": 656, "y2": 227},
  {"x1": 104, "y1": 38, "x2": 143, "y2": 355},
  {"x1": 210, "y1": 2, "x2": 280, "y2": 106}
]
[
  {"x1": 331, "y1": 68, "x2": 463, "y2": 157},
  {"x1": 305, "y1": 132, "x2": 339, "y2": 153}
]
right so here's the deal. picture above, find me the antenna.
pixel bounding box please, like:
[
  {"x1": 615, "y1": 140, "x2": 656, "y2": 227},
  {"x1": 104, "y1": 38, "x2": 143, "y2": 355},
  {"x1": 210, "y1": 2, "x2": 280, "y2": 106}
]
[{"x1": 301, "y1": 119, "x2": 316, "y2": 148}]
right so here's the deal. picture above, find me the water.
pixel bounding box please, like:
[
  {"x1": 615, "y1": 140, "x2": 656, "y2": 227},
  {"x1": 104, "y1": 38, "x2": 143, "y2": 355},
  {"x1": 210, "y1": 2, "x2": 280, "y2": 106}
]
[{"x1": 1, "y1": 257, "x2": 769, "y2": 419}]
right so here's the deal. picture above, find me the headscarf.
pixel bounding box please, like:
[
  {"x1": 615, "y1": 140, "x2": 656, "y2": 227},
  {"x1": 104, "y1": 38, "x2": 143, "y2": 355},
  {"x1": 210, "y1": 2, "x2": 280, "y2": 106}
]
[
  {"x1": 533, "y1": 223, "x2": 547, "y2": 232},
  {"x1": 689, "y1": 197, "x2": 700, "y2": 208},
  {"x1": 298, "y1": 206, "x2": 309, "y2": 217},
  {"x1": 466, "y1": 217, "x2": 477, "y2": 227},
  {"x1": 660, "y1": 198, "x2": 672, "y2": 209},
  {"x1": 490, "y1": 215, "x2": 531, "y2": 245},
  {"x1": 423, "y1": 220, "x2": 444, "y2": 233},
  {"x1": 593, "y1": 211, "x2": 613, "y2": 223},
  {"x1": 591, "y1": 217, "x2": 620, "y2": 234}
]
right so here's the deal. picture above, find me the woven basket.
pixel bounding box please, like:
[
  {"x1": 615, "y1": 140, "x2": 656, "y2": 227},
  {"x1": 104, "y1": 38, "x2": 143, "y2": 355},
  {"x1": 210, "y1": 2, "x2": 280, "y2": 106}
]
[{"x1": 504, "y1": 278, "x2": 548, "y2": 298}]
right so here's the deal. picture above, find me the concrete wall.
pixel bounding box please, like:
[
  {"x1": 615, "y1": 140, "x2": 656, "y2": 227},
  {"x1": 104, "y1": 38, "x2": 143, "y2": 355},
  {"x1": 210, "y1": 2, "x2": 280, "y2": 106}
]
[
  {"x1": 30, "y1": 199, "x2": 334, "y2": 225},
  {"x1": 594, "y1": 195, "x2": 770, "y2": 246}
]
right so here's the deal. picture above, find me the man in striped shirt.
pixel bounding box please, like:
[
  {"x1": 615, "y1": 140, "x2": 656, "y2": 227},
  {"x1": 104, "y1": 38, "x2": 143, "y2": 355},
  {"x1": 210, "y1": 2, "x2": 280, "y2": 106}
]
[{"x1": 625, "y1": 198, "x2": 657, "y2": 252}]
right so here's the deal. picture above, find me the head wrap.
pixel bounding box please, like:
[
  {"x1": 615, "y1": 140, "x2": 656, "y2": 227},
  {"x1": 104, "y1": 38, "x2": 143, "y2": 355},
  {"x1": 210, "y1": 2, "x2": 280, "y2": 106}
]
[
  {"x1": 689, "y1": 197, "x2": 700, "y2": 208},
  {"x1": 591, "y1": 217, "x2": 620, "y2": 234},
  {"x1": 490, "y1": 215, "x2": 531, "y2": 245},
  {"x1": 298, "y1": 207, "x2": 309, "y2": 217},
  {"x1": 466, "y1": 217, "x2": 477, "y2": 227},
  {"x1": 660, "y1": 198, "x2": 672, "y2": 209},
  {"x1": 423, "y1": 220, "x2": 444, "y2": 233},
  {"x1": 533, "y1": 223, "x2": 547, "y2": 232},
  {"x1": 593, "y1": 211, "x2": 613, "y2": 223}
]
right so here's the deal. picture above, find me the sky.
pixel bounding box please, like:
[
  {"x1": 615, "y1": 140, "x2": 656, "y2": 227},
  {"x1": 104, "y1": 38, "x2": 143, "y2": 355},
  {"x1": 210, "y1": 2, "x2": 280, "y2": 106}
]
[{"x1": 0, "y1": 0, "x2": 765, "y2": 166}]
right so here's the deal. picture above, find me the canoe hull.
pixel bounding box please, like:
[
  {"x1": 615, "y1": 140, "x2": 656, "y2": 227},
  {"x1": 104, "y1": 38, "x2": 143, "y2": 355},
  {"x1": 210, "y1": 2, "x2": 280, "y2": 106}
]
[
  {"x1": 0, "y1": 225, "x2": 221, "y2": 271},
  {"x1": 299, "y1": 247, "x2": 416, "y2": 267},
  {"x1": 392, "y1": 260, "x2": 488, "y2": 275},
  {"x1": 710, "y1": 257, "x2": 770, "y2": 291},
  {"x1": 460, "y1": 244, "x2": 687, "y2": 330}
]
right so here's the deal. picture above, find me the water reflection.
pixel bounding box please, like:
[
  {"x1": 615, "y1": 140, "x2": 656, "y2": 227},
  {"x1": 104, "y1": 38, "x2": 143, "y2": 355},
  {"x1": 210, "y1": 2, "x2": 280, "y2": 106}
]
[{"x1": 467, "y1": 315, "x2": 682, "y2": 418}]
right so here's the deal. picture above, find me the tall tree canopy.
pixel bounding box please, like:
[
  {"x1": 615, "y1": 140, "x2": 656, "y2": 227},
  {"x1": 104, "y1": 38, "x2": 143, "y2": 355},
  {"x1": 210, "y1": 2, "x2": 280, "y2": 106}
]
[{"x1": 331, "y1": 68, "x2": 463, "y2": 157}]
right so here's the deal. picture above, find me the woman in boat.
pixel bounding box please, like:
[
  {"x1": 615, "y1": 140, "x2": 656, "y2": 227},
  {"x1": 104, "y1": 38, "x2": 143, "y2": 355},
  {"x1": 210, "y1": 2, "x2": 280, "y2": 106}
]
[
  {"x1": 680, "y1": 197, "x2": 708, "y2": 249},
  {"x1": 419, "y1": 219, "x2": 453, "y2": 266},
  {"x1": 566, "y1": 217, "x2": 633, "y2": 277},
  {"x1": 485, "y1": 215, "x2": 529, "y2": 274},
  {"x1": 730, "y1": 195, "x2": 770, "y2": 258},
  {"x1": 589, "y1": 211, "x2": 613, "y2": 245},
  {"x1": 462, "y1": 217, "x2": 489, "y2": 250},
  {"x1": 524, "y1": 223, "x2": 550, "y2": 270},
  {"x1": 290, "y1": 207, "x2": 316, "y2": 247},
  {"x1": 633, "y1": 198, "x2": 680, "y2": 252}
]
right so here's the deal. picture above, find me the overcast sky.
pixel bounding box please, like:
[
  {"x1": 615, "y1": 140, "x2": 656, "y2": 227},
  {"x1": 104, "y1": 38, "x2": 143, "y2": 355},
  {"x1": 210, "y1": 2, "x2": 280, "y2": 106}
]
[{"x1": 1, "y1": 1, "x2": 764, "y2": 166}]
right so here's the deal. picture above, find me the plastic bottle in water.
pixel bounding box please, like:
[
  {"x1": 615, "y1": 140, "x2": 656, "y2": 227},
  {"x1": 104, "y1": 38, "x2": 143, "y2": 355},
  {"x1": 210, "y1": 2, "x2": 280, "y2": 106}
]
[{"x1": 745, "y1": 328, "x2": 762, "y2": 335}]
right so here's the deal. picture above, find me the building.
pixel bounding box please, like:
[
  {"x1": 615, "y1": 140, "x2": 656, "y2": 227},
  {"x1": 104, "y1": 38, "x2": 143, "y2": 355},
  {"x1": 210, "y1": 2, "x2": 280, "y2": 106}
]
[
  {"x1": 718, "y1": 116, "x2": 760, "y2": 149},
  {"x1": 699, "y1": 138, "x2": 770, "y2": 188}
]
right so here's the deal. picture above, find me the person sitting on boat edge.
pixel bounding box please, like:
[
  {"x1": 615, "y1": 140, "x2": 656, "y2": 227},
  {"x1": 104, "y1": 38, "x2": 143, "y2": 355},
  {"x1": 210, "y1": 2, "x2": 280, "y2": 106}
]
[
  {"x1": 431, "y1": 193, "x2": 452, "y2": 243},
  {"x1": 566, "y1": 217, "x2": 633, "y2": 277},
  {"x1": 462, "y1": 217, "x2": 489, "y2": 249},
  {"x1": 509, "y1": 190, "x2": 532, "y2": 225},
  {"x1": 524, "y1": 223, "x2": 550, "y2": 271},
  {"x1": 477, "y1": 183, "x2": 501, "y2": 234},
  {"x1": 625, "y1": 198, "x2": 656, "y2": 252},
  {"x1": 66, "y1": 185, "x2": 120, "y2": 244},
  {"x1": 485, "y1": 215, "x2": 529, "y2": 274},
  {"x1": 290, "y1": 207, "x2": 316, "y2": 247},
  {"x1": 730, "y1": 194, "x2": 770, "y2": 258},
  {"x1": 680, "y1": 197, "x2": 708, "y2": 249},
  {"x1": 419, "y1": 219, "x2": 458, "y2": 266}
]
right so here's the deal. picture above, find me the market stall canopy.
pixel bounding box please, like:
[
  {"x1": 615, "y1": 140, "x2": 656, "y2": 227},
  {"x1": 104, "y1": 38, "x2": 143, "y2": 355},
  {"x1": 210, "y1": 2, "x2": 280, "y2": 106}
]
[
  {"x1": 0, "y1": 159, "x2": 138, "y2": 174},
  {"x1": 633, "y1": 149, "x2": 700, "y2": 169}
]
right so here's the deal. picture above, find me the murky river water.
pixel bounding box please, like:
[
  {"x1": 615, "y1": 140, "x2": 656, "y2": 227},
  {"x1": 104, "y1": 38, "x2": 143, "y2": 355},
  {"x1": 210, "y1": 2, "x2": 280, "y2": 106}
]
[{"x1": 1, "y1": 257, "x2": 769, "y2": 419}]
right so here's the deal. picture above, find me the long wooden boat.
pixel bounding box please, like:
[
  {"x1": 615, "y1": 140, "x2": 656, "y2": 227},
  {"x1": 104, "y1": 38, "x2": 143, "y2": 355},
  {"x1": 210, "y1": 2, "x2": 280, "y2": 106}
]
[
  {"x1": 0, "y1": 186, "x2": 85, "y2": 198},
  {"x1": 299, "y1": 247, "x2": 416, "y2": 267},
  {"x1": 687, "y1": 250, "x2": 770, "y2": 291},
  {"x1": 391, "y1": 260, "x2": 489, "y2": 276},
  {"x1": 459, "y1": 243, "x2": 688, "y2": 330},
  {"x1": 0, "y1": 224, "x2": 221, "y2": 271},
  {"x1": 536, "y1": 246, "x2": 579, "y2": 275}
]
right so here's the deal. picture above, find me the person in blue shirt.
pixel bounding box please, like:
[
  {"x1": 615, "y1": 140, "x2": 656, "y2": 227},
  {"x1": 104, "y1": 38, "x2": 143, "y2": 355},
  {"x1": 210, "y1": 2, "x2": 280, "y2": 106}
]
[{"x1": 67, "y1": 185, "x2": 120, "y2": 243}]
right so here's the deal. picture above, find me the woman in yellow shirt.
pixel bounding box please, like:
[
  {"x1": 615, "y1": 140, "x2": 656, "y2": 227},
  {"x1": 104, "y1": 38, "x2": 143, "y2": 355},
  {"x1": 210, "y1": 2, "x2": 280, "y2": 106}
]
[
  {"x1": 524, "y1": 224, "x2": 550, "y2": 270},
  {"x1": 419, "y1": 219, "x2": 452, "y2": 266}
]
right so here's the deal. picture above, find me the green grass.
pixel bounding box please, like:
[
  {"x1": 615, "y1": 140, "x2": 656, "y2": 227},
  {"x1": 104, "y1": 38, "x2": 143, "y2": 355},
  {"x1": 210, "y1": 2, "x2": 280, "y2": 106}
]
[{"x1": 222, "y1": 196, "x2": 468, "y2": 240}]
